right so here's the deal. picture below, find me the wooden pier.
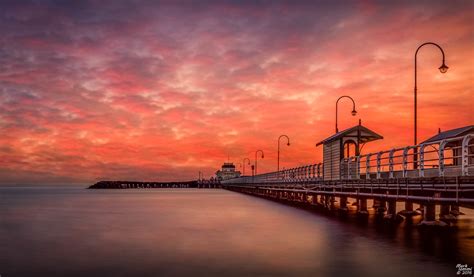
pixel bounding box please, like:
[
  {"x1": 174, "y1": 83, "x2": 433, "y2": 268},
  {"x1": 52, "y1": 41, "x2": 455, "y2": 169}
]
[{"x1": 222, "y1": 176, "x2": 474, "y2": 225}]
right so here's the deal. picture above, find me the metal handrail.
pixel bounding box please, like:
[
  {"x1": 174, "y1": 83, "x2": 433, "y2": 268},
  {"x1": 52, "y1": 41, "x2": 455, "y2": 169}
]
[
  {"x1": 223, "y1": 134, "x2": 473, "y2": 184},
  {"x1": 341, "y1": 134, "x2": 473, "y2": 179}
]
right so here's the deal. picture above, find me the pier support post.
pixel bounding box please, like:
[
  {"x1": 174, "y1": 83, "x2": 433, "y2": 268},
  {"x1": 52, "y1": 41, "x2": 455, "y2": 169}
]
[
  {"x1": 450, "y1": 205, "x2": 463, "y2": 216},
  {"x1": 399, "y1": 201, "x2": 416, "y2": 217},
  {"x1": 320, "y1": 194, "x2": 325, "y2": 206},
  {"x1": 358, "y1": 198, "x2": 368, "y2": 216},
  {"x1": 340, "y1": 196, "x2": 348, "y2": 211},
  {"x1": 423, "y1": 203, "x2": 435, "y2": 221},
  {"x1": 374, "y1": 199, "x2": 386, "y2": 214},
  {"x1": 329, "y1": 195, "x2": 336, "y2": 210},
  {"x1": 420, "y1": 203, "x2": 446, "y2": 226},
  {"x1": 325, "y1": 195, "x2": 331, "y2": 209},
  {"x1": 384, "y1": 200, "x2": 399, "y2": 221},
  {"x1": 440, "y1": 204, "x2": 456, "y2": 221},
  {"x1": 373, "y1": 199, "x2": 380, "y2": 208},
  {"x1": 417, "y1": 204, "x2": 425, "y2": 213},
  {"x1": 312, "y1": 194, "x2": 318, "y2": 205}
]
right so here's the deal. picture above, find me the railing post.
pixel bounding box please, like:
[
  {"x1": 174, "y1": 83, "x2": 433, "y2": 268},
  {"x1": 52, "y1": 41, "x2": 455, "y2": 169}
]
[
  {"x1": 462, "y1": 135, "x2": 472, "y2": 176},
  {"x1": 403, "y1": 147, "x2": 410, "y2": 178},
  {"x1": 419, "y1": 144, "x2": 425, "y2": 178},
  {"x1": 366, "y1": 154, "x2": 372, "y2": 179},
  {"x1": 389, "y1": 149, "x2": 395, "y2": 178},
  {"x1": 376, "y1": 152, "x2": 383, "y2": 179}
]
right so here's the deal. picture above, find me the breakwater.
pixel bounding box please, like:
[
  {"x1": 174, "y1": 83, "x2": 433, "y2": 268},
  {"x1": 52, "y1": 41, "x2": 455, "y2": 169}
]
[{"x1": 89, "y1": 180, "x2": 221, "y2": 189}]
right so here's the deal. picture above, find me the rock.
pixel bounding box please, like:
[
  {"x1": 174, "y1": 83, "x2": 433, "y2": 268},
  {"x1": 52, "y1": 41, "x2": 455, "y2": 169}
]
[
  {"x1": 418, "y1": 220, "x2": 449, "y2": 227},
  {"x1": 398, "y1": 210, "x2": 417, "y2": 217},
  {"x1": 440, "y1": 214, "x2": 457, "y2": 222}
]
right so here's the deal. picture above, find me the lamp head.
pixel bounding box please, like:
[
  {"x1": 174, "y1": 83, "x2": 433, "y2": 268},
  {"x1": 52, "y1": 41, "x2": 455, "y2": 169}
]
[
  {"x1": 261, "y1": 154, "x2": 264, "y2": 159},
  {"x1": 351, "y1": 109, "x2": 357, "y2": 116},
  {"x1": 287, "y1": 142, "x2": 290, "y2": 146},
  {"x1": 439, "y1": 63, "x2": 449, "y2": 74}
]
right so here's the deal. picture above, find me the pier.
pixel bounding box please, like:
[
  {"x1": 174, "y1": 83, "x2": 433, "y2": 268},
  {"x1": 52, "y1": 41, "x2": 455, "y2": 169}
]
[
  {"x1": 89, "y1": 126, "x2": 474, "y2": 225},
  {"x1": 222, "y1": 127, "x2": 474, "y2": 225}
]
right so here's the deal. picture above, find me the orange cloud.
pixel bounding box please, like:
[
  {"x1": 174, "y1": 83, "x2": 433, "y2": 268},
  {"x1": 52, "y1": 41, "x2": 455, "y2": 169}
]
[{"x1": 0, "y1": 1, "x2": 472, "y2": 184}]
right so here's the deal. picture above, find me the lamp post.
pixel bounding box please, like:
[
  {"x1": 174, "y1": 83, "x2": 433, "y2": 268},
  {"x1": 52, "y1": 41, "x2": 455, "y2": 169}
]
[
  {"x1": 413, "y1": 42, "x2": 448, "y2": 162},
  {"x1": 242, "y1": 158, "x2": 251, "y2": 176},
  {"x1": 277, "y1": 135, "x2": 290, "y2": 172},
  {"x1": 336, "y1": 96, "x2": 357, "y2": 133},
  {"x1": 198, "y1": 171, "x2": 202, "y2": 181},
  {"x1": 413, "y1": 42, "x2": 449, "y2": 169},
  {"x1": 254, "y1": 150, "x2": 264, "y2": 175}
]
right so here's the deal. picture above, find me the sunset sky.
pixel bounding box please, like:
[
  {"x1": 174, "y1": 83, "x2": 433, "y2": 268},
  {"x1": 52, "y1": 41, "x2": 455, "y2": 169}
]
[{"x1": 0, "y1": 0, "x2": 473, "y2": 184}]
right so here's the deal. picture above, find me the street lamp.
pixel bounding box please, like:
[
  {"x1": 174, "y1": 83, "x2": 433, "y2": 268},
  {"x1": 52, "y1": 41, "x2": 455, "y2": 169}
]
[
  {"x1": 414, "y1": 42, "x2": 448, "y2": 146},
  {"x1": 242, "y1": 158, "x2": 251, "y2": 176},
  {"x1": 277, "y1": 135, "x2": 290, "y2": 172},
  {"x1": 413, "y1": 42, "x2": 448, "y2": 168},
  {"x1": 336, "y1": 96, "x2": 357, "y2": 133},
  {"x1": 254, "y1": 150, "x2": 264, "y2": 175}
]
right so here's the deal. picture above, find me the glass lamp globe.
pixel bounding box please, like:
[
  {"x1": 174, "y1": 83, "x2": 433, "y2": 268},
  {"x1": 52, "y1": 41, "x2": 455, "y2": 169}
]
[{"x1": 439, "y1": 63, "x2": 449, "y2": 74}]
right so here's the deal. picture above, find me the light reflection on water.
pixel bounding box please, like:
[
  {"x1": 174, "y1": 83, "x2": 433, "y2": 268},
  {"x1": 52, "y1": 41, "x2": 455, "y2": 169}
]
[{"x1": 0, "y1": 187, "x2": 473, "y2": 276}]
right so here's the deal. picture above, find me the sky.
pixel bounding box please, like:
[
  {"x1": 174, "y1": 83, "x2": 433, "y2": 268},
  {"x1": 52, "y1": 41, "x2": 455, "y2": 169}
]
[{"x1": 0, "y1": 0, "x2": 473, "y2": 185}]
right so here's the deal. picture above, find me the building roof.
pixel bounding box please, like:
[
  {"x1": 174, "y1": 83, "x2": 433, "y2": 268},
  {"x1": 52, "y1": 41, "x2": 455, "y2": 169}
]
[
  {"x1": 316, "y1": 125, "x2": 383, "y2": 146},
  {"x1": 221, "y1": 162, "x2": 235, "y2": 169},
  {"x1": 421, "y1": 125, "x2": 474, "y2": 144}
]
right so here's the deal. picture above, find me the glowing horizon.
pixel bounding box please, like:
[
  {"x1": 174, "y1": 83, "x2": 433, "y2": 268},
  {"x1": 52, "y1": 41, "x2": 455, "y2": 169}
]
[{"x1": 0, "y1": 1, "x2": 473, "y2": 184}]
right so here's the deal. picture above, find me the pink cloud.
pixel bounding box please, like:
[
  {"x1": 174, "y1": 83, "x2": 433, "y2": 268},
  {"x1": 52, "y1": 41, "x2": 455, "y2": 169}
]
[{"x1": 0, "y1": 1, "x2": 472, "y2": 184}]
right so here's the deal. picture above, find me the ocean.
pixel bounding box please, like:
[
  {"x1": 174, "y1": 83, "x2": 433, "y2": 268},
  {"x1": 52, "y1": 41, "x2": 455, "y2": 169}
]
[{"x1": 0, "y1": 186, "x2": 473, "y2": 276}]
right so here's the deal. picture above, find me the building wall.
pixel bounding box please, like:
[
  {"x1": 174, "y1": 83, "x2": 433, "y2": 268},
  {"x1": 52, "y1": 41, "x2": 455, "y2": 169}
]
[{"x1": 323, "y1": 140, "x2": 340, "y2": 181}]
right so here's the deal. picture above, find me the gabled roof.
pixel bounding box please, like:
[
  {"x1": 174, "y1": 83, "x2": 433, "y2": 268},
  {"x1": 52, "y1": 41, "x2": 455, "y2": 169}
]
[
  {"x1": 222, "y1": 163, "x2": 236, "y2": 169},
  {"x1": 422, "y1": 125, "x2": 474, "y2": 144},
  {"x1": 316, "y1": 125, "x2": 383, "y2": 146}
]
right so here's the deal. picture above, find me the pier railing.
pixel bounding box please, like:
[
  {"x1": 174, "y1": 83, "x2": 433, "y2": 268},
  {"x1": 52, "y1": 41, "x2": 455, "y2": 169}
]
[
  {"x1": 223, "y1": 163, "x2": 323, "y2": 184},
  {"x1": 341, "y1": 134, "x2": 474, "y2": 179},
  {"x1": 223, "y1": 134, "x2": 473, "y2": 184}
]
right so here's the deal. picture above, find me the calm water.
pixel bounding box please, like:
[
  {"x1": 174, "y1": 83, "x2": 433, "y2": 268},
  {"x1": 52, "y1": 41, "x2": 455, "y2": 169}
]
[{"x1": 1, "y1": 187, "x2": 473, "y2": 277}]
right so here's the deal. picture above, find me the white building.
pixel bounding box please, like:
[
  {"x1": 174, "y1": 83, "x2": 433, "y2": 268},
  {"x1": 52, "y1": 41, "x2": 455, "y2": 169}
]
[{"x1": 215, "y1": 162, "x2": 241, "y2": 181}]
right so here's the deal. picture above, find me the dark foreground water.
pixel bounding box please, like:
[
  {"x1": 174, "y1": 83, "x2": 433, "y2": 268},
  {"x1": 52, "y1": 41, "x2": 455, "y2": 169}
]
[{"x1": 1, "y1": 187, "x2": 473, "y2": 277}]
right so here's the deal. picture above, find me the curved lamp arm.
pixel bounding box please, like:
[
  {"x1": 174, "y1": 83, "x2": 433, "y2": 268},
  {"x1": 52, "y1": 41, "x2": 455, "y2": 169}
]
[{"x1": 336, "y1": 95, "x2": 357, "y2": 133}]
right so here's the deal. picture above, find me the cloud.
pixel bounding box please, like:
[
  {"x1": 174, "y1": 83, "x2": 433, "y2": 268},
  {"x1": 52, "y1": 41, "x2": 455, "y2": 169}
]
[{"x1": 0, "y1": 0, "x2": 472, "y2": 184}]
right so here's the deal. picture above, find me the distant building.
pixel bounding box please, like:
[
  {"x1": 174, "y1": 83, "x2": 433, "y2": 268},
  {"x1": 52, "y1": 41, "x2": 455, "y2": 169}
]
[{"x1": 215, "y1": 162, "x2": 241, "y2": 181}]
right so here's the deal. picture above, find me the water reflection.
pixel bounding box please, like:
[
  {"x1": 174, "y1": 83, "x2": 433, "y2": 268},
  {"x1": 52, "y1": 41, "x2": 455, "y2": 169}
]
[{"x1": 0, "y1": 187, "x2": 472, "y2": 276}]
